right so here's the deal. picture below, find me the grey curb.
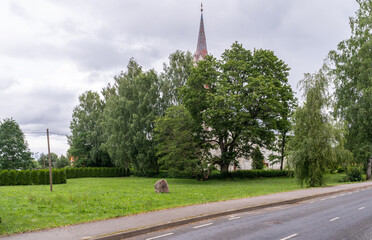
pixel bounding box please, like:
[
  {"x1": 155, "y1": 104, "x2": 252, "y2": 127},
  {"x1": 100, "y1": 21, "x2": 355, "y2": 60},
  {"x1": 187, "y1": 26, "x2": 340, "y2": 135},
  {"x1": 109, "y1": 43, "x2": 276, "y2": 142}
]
[{"x1": 89, "y1": 184, "x2": 372, "y2": 240}]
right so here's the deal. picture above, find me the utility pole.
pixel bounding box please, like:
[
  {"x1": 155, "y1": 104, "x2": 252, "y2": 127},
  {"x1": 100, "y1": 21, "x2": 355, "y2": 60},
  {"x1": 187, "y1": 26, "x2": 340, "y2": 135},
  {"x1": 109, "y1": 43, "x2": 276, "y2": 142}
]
[{"x1": 47, "y1": 129, "x2": 53, "y2": 191}]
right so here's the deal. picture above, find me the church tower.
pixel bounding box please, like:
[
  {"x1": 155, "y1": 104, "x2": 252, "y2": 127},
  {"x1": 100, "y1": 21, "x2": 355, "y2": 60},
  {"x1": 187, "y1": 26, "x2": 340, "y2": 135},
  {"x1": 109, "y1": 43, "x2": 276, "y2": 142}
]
[{"x1": 194, "y1": 3, "x2": 208, "y2": 63}]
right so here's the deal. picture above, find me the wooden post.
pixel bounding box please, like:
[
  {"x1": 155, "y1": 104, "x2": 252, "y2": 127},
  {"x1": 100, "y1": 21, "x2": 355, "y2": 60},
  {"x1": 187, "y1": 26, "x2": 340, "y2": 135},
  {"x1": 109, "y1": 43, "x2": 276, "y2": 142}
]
[
  {"x1": 366, "y1": 157, "x2": 372, "y2": 181},
  {"x1": 47, "y1": 129, "x2": 53, "y2": 191}
]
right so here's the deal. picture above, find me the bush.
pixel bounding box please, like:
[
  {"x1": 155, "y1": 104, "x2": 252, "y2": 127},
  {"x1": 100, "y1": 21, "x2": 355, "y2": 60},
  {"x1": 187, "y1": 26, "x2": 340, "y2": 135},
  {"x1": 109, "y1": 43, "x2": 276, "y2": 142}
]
[
  {"x1": 251, "y1": 147, "x2": 265, "y2": 170},
  {"x1": 344, "y1": 164, "x2": 363, "y2": 182},
  {"x1": 52, "y1": 169, "x2": 60, "y2": 184},
  {"x1": 60, "y1": 169, "x2": 67, "y2": 184},
  {"x1": 31, "y1": 170, "x2": 39, "y2": 185},
  {"x1": 17, "y1": 170, "x2": 31, "y2": 185},
  {"x1": 209, "y1": 170, "x2": 293, "y2": 180},
  {"x1": 9, "y1": 170, "x2": 17, "y2": 185},
  {"x1": 39, "y1": 170, "x2": 47, "y2": 185},
  {"x1": 24, "y1": 170, "x2": 32, "y2": 185},
  {"x1": 0, "y1": 170, "x2": 9, "y2": 186}
]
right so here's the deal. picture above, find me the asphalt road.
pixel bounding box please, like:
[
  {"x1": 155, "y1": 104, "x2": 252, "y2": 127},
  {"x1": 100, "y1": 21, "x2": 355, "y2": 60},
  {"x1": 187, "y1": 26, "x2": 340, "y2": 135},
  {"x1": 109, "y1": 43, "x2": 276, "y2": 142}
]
[{"x1": 135, "y1": 188, "x2": 372, "y2": 240}]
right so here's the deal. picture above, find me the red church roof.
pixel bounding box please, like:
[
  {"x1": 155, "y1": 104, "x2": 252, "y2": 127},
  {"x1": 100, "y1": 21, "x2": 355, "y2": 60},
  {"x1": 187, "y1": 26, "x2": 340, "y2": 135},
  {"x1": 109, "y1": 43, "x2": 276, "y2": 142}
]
[{"x1": 194, "y1": 4, "x2": 208, "y2": 63}]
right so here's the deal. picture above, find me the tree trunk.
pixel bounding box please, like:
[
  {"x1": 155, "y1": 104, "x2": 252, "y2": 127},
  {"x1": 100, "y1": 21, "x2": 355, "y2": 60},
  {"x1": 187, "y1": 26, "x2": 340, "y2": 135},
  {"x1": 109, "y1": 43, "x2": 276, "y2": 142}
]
[
  {"x1": 220, "y1": 164, "x2": 229, "y2": 173},
  {"x1": 280, "y1": 135, "x2": 285, "y2": 171},
  {"x1": 366, "y1": 157, "x2": 372, "y2": 180}
]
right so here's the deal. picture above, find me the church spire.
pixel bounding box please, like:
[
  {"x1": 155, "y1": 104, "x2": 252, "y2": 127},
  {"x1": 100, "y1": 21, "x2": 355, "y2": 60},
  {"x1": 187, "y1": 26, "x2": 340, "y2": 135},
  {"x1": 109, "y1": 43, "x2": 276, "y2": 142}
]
[{"x1": 194, "y1": 3, "x2": 208, "y2": 63}]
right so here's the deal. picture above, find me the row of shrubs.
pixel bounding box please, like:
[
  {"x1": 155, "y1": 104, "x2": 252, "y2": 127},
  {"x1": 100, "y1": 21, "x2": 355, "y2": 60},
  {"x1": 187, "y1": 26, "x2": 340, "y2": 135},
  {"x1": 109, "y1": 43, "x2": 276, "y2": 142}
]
[
  {"x1": 0, "y1": 169, "x2": 67, "y2": 186},
  {"x1": 208, "y1": 169, "x2": 294, "y2": 180},
  {"x1": 0, "y1": 167, "x2": 130, "y2": 186},
  {"x1": 65, "y1": 167, "x2": 130, "y2": 179}
]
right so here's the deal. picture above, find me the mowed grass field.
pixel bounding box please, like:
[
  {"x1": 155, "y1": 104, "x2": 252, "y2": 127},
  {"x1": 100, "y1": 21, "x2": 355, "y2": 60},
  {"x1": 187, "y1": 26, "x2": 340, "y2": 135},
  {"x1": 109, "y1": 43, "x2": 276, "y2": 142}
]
[{"x1": 0, "y1": 174, "x2": 346, "y2": 235}]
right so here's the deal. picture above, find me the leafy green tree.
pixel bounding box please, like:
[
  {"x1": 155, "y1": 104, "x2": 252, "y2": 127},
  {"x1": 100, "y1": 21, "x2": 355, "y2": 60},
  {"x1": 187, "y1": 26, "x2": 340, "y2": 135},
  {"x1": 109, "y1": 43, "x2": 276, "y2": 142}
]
[
  {"x1": 181, "y1": 42, "x2": 295, "y2": 172},
  {"x1": 37, "y1": 153, "x2": 58, "y2": 168},
  {"x1": 154, "y1": 105, "x2": 212, "y2": 180},
  {"x1": 68, "y1": 91, "x2": 113, "y2": 167},
  {"x1": 289, "y1": 64, "x2": 352, "y2": 187},
  {"x1": 56, "y1": 155, "x2": 70, "y2": 168},
  {"x1": 0, "y1": 118, "x2": 33, "y2": 170},
  {"x1": 329, "y1": 0, "x2": 372, "y2": 179},
  {"x1": 161, "y1": 50, "x2": 194, "y2": 106},
  {"x1": 251, "y1": 146, "x2": 265, "y2": 170},
  {"x1": 102, "y1": 59, "x2": 163, "y2": 175}
]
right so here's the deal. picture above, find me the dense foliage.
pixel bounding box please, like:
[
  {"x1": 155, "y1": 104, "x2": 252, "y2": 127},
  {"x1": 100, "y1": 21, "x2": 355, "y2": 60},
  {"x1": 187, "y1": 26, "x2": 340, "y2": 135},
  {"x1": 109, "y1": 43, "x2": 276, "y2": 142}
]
[
  {"x1": 329, "y1": 0, "x2": 372, "y2": 178},
  {"x1": 68, "y1": 45, "x2": 296, "y2": 178},
  {"x1": 289, "y1": 65, "x2": 352, "y2": 187},
  {"x1": 154, "y1": 105, "x2": 212, "y2": 180},
  {"x1": 68, "y1": 91, "x2": 113, "y2": 167},
  {"x1": 37, "y1": 153, "x2": 70, "y2": 169},
  {"x1": 102, "y1": 59, "x2": 163, "y2": 175},
  {"x1": 0, "y1": 118, "x2": 34, "y2": 170},
  {"x1": 208, "y1": 169, "x2": 293, "y2": 180},
  {"x1": 181, "y1": 42, "x2": 295, "y2": 172},
  {"x1": 251, "y1": 147, "x2": 265, "y2": 170},
  {"x1": 161, "y1": 50, "x2": 194, "y2": 106}
]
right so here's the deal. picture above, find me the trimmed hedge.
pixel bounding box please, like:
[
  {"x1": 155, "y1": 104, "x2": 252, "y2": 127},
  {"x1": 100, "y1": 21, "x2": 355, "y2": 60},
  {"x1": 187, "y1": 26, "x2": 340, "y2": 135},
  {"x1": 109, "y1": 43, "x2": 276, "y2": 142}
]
[
  {"x1": 208, "y1": 170, "x2": 294, "y2": 180},
  {"x1": 0, "y1": 167, "x2": 129, "y2": 186},
  {"x1": 0, "y1": 169, "x2": 67, "y2": 186}
]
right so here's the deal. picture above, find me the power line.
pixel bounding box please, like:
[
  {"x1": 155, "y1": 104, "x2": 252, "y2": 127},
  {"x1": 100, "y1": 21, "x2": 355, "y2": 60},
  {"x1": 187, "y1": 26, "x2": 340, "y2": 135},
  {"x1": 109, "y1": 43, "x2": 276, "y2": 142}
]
[{"x1": 24, "y1": 131, "x2": 69, "y2": 137}]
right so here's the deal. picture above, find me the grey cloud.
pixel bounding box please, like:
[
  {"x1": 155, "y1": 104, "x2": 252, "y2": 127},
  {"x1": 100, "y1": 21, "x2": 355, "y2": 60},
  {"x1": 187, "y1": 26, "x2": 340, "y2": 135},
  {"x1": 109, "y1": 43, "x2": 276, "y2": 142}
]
[
  {"x1": 0, "y1": 78, "x2": 18, "y2": 91},
  {"x1": 0, "y1": 86, "x2": 75, "y2": 135}
]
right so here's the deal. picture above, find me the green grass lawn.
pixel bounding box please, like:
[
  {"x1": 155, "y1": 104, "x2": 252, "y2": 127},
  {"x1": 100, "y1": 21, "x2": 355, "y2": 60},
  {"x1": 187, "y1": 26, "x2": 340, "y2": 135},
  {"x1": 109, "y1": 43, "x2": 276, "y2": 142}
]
[{"x1": 0, "y1": 174, "x2": 346, "y2": 235}]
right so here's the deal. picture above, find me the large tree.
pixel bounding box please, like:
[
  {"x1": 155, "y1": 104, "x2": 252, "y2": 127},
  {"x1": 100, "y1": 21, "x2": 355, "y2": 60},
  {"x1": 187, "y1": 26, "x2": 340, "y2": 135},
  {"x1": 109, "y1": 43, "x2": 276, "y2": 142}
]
[
  {"x1": 102, "y1": 59, "x2": 162, "y2": 175},
  {"x1": 154, "y1": 105, "x2": 212, "y2": 180},
  {"x1": 329, "y1": 0, "x2": 372, "y2": 179},
  {"x1": 68, "y1": 91, "x2": 112, "y2": 167},
  {"x1": 181, "y1": 42, "x2": 295, "y2": 172},
  {"x1": 160, "y1": 50, "x2": 194, "y2": 106},
  {"x1": 0, "y1": 118, "x2": 33, "y2": 170},
  {"x1": 289, "y1": 65, "x2": 352, "y2": 187}
]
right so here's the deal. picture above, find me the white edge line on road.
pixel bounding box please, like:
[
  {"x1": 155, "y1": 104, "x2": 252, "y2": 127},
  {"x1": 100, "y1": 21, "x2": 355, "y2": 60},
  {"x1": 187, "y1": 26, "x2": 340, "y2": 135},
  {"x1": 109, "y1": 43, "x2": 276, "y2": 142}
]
[
  {"x1": 146, "y1": 232, "x2": 174, "y2": 240},
  {"x1": 280, "y1": 233, "x2": 298, "y2": 240},
  {"x1": 329, "y1": 217, "x2": 340, "y2": 222},
  {"x1": 340, "y1": 194, "x2": 346, "y2": 196},
  {"x1": 347, "y1": 192, "x2": 353, "y2": 195},
  {"x1": 228, "y1": 216, "x2": 241, "y2": 220},
  {"x1": 358, "y1": 207, "x2": 365, "y2": 210},
  {"x1": 320, "y1": 198, "x2": 327, "y2": 201},
  {"x1": 330, "y1": 196, "x2": 337, "y2": 199},
  {"x1": 193, "y1": 222, "x2": 214, "y2": 229}
]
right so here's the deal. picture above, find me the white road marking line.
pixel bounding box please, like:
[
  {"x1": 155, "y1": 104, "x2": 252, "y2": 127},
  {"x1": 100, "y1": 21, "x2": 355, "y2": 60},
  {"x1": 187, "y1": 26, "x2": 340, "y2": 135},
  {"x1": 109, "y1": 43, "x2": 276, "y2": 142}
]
[
  {"x1": 355, "y1": 190, "x2": 360, "y2": 193},
  {"x1": 228, "y1": 216, "x2": 241, "y2": 220},
  {"x1": 308, "y1": 201, "x2": 315, "y2": 203},
  {"x1": 330, "y1": 196, "x2": 337, "y2": 199},
  {"x1": 329, "y1": 217, "x2": 340, "y2": 222},
  {"x1": 193, "y1": 222, "x2": 213, "y2": 229},
  {"x1": 358, "y1": 207, "x2": 365, "y2": 210},
  {"x1": 347, "y1": 192, "x2": 352, "y2": 195},
  {"x1": 146, "y1": 233, "x2": 174, "y2": 240},
  {"x1": 280, "y1": 233, "x2": 298, "y2": 240},
  {"x1": 340, "y1": 194, "x2": 346, "y2": 196},
  {"x1": 320, "y1": 198, "x2": 327, "y2": 201}
]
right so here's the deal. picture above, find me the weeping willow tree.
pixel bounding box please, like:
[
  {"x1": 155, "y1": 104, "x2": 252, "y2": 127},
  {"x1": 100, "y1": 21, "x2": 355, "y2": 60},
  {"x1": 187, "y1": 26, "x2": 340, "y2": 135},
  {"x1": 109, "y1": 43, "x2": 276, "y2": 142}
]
[{"x1": 289, "y1": 64, "x2": 352, "y2": 187}]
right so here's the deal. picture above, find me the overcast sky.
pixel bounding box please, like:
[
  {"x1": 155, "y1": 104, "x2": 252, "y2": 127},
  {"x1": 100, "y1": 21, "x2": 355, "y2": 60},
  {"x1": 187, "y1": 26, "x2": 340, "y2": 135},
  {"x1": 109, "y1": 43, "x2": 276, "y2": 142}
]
[{"x1": 0, "y1": 0, "x2": 358, "y2": 156}]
